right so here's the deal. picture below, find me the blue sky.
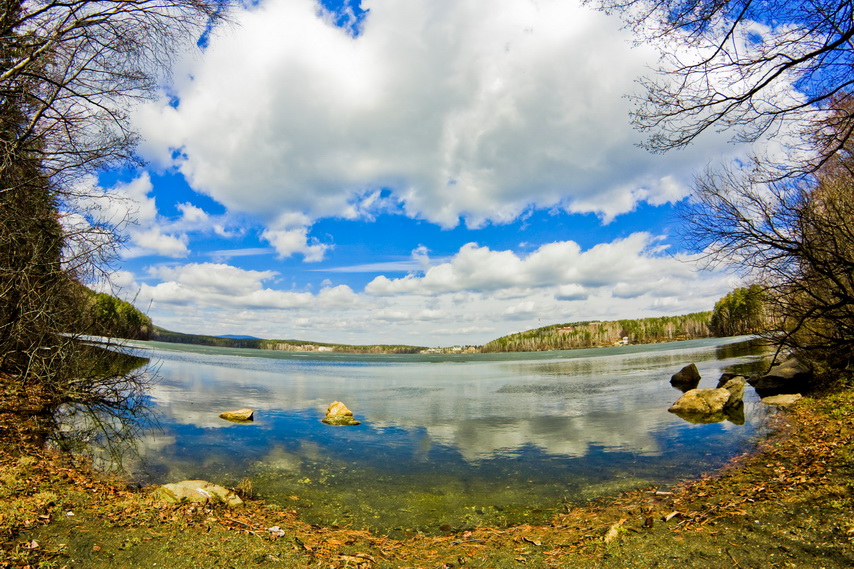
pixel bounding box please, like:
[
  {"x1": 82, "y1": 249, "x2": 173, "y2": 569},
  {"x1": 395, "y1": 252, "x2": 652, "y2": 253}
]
[{"x1": 76, "y1": 0, "x2": 801, "y2": 347}]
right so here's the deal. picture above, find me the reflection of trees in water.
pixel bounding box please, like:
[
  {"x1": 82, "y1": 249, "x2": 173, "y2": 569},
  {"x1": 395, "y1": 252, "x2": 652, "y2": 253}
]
[
  {"x1": 714, "y1": 338, "x2": 766, "y2": 360},
  {"x1": 506, "y1": 339, "x2": 769, "y2": 380},
  {"x1": 1, "y1": 344, "x2": 158, "y2": 475},
  {"x1": 714, "y1": 339, "x2": 774, "y2": 377}
]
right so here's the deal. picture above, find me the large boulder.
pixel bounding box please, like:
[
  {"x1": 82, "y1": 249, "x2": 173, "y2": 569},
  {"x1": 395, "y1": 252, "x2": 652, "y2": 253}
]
[
  {"x1": 668, "y1": 373, "x2": 746, "y2": 424},
  {"x1": 749, "y1": 358, "x2": 813, "y2": 396},
  {"x1": 219, "y1": 408, "x2": 254, "y2": 422},
  {"x1": 670, "y1": 363, "x2": 701, "y2": 391},
  {"x1": 153, "y1": 480, "x2": 243, "y2": 507},
  {"x1": 719, "y1": 376, "x2": 746, "y2": 406},
  {"x1": 322, "y1": 401, "x2": 361, "y2": 426},
  {"x1": 668, "y1": 388, "x2": 730, "y2": 416}
]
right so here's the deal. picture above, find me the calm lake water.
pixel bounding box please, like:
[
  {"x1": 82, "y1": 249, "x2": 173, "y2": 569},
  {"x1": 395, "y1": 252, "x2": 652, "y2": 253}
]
[{"x1": 114, "y1": 337, "x2": 773, "y2": 535}]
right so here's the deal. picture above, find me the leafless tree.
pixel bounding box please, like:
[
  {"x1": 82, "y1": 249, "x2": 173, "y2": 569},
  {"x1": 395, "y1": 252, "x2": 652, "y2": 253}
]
[
  {"x1": 680, "y1": 125, "x2": 854, "y2": 371},
  {"x1": 0, "y1": 0, "x2": 223, "y2": 406},
  {"x1": 590, "y1": 0, "x2": 854, "y2": 176},
  {"x1": 1, "y1": 0, "x2": 223, "y2": 185},
  {"x1": 591, "y1": 0, "x2": 854, "y2": 374}
]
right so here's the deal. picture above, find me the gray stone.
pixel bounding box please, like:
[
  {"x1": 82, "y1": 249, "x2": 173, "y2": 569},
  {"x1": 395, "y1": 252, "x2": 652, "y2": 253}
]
[
  {"x1": 670, "y1": 363, "x2": 701, "y2": 391},
  {"x1": 749, "y1": 357, "x2": 812, "y2": 395},
  {"x1": 668, "y1": 388, "x2": 730, "y2": 415},
  {"x1": 720, "y1": 376, "x2": 746, "y2": 406},
  {"x1": 153, "y1": 480, "x2": 243, "y2": 507},
  {"x1": 761, "y1": 393, "x2": 803, "y2": 407}
]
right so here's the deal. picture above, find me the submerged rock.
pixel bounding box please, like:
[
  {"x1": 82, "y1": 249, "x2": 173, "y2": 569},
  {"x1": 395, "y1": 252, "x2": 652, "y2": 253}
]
[
  {"x1": 724, "y1": 400, "x2": 746, "y2": 425},
  {"x1": 670, "y1": 408, "x2": 727, "y2": 424},
  {"x1": 153, "y1": 480, "x2": 243, "y2": 507},
  {"x1": 671, "y1": 400, "x2": 746, "y2": 425},
  {"x1": 219, "y1": 408, "x2": 254, "y2": 422},
  {"x1": 670, "y1": 363, "x2": 701, "y2": 391},
  {"x1": 322, "y1": 401, "x2": 361, "y2": 426}
]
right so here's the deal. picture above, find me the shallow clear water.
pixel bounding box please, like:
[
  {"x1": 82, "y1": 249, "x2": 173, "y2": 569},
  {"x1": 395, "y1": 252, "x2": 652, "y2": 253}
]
[{"x1": 120, "y1": 337, "x2": 773, "y2": 535}]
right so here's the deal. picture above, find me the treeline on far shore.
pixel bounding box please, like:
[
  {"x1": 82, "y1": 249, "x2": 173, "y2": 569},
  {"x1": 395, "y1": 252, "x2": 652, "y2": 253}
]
[
  {"x1": 96, "y1": 285, "x2": 767, "y2": 355},
  {"x1": 480, "y1": 312, "x2": 714, "y2": 353},
  {"x1": 481, "y1": 286, "x2": 767, "y2": 353},
  {"x1": 148, "y1": 327, "x2": 427, "y2": 354}
]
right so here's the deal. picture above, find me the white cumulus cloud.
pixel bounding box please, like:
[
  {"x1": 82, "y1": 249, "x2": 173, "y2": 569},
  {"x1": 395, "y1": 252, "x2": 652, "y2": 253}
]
[
  {"x1": 364, "y1": 233, "x2": 693, "y2": 297},
  {"x1": 139, "y1": 263, "x2": 359, "y2": 313},
  {"x1": 126, "y1": 235, "x2": 739, "y2": 346},
  {"x1": 135, "y1": 0, "x2": 745, "y2": 235},
  {"x1": 68, "y1": 173, "x2": 191, "y2": 259}
]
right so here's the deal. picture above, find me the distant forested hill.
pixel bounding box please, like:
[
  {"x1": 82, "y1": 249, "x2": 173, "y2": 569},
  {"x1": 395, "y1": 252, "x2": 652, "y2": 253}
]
[
  {"x1": 149, "y1": 327, "x2": 426, "y2": 354},
  {"x1": 480, "y1": 312, "x2": 713, "y2": 353}
]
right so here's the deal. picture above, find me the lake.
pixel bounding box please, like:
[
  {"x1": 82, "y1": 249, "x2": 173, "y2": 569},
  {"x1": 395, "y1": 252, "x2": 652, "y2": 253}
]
[{"x1": 110, "y1": 337, "x2": 773, "y2": 536}]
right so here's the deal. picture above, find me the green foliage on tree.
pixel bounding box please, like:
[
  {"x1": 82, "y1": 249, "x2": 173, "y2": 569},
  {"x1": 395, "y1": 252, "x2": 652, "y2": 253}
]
[
  {"x1": 709, "y1": 286, "x2": 766, "y2": 337},
  {"x1": 81, "y1": 289, "x2": 152, "y2": 341}
]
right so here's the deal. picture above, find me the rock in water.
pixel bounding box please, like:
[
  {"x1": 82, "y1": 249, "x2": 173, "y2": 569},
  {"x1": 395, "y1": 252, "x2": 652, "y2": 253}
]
[
  {"x1": 668, "y1": 388, "x2": 730, "y2": 416},
  {"x1": 716, "y1": 373, "x2": 739, "y2": 387},
  {"x1": 668, "y1": 375, "x2": 748, "y2": 425},
  {"x1": 322, "y1": 401, "x2": 361, "y2": 426},
  {"x1": 670, "y1": 363, "x2": 701, "y2": 391},
  {"x1": 749, "y1": 358, "x2": 813, "y2": 396},
  {"x1": 719, "y1": 376, "x2": 746, "y2": 406},
  {"x1": 153, "y1": 480, "x2": 243, "y2": 507},
  {"x1": 219, "y1": 408, "x2": 254, "y2": 422}
]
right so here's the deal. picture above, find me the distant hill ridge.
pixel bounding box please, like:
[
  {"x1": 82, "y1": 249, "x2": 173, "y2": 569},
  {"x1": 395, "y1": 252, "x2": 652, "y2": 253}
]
[
  {"x1": 150, "y1": 327, "x2": 427, "y2": 354},
  {"x1": 216, "y1": 334, "x2": 260, "y2": 340}
]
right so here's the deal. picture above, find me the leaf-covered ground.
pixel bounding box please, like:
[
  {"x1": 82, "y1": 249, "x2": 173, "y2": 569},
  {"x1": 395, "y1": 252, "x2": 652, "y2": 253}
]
[{"x1": 2, "y1": 380, "x2": 854, "y2": 568}]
